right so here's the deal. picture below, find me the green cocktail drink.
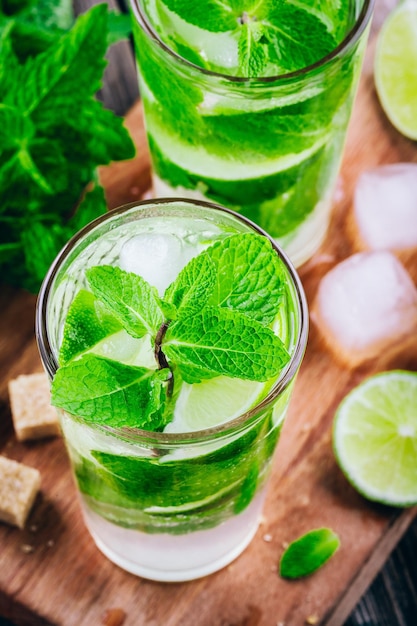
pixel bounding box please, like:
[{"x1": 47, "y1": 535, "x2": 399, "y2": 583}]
[
  {"x1": 130, "y1": 0, "x2": 374, "y2": 266},
  {"x1": 36, "y1": 199, "x2": 307, "y2": 581}
]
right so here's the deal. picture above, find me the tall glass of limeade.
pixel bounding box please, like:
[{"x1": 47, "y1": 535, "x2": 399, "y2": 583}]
[
  {"x1": 130, "y1": 0, "x2": 374, "y2": 267},
  {"x1": 36, "y1": 198, "x2": 307, "y2": 582}
]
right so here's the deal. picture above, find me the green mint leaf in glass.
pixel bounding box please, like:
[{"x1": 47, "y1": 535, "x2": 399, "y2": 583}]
[
  {"x1": 51, "y1": 354, "x2": 170, "y2": 430},
  {"x1": 164, "y1": 252, "x2": 216, "y2": 318},
  {"x1": 59, "y1": 289, "x2": 123, "y2": 365},
  {"x1": 206, "y1": 233, "x2": 285, "y2": 325},
  {"x1": 261, "y1": 3, "x2": 337, "y2": 73},
  {"x1": 163, "y1": 306, "x2": 290, "y2": 383},
  {"x1": 86, "y1": 265, "x2": 165, "y2": 340},
  {"x1": 279, "y1": 528, "x2": 340, "y2": 579},
  {"x1": 160, "y1": 0, "x2": 237, "y2": 33},
  {"x1": 238, "y1": 21, "x2": 268, "y2": 78}
]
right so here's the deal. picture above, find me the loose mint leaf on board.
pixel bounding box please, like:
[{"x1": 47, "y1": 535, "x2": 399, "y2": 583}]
[
  {"x1": 238, "y1": 21, "x2": 268, "y2": 78},
  {"x1": 59, "y1": 289, "x2": 123, "y2": 365},
  {"x1": 160, "y1": 0, "x2": 237, "y2": 32},
  {"x1": 280, "y1": 528, "x2": 341, "y2": 579},
  {"x1": 51, "y1": 354, "x2": 170, "y2": 430},
  {"x1": 163, "y1": 306, "x2": 290, "y2": 383},
  {"x1": 86, "y1": 265, "x2": 165, "y2": 339},
  {"x1": 262, "y1": 3, "x2": 337, "y2": 72},
  {"x1": 164, "y1": 253, "x2": 216, "y2": 318},
  {"x1": 206, "y1": 233, "x2": 285, "y2": 325}
]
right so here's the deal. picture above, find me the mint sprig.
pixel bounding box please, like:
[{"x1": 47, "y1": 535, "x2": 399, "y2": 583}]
[
  {"x1": 164, "y1": 307, "x2": 289, "y2": 384},
  {"x1": 52, "y1": 233, "x2": 291, "y2": 430},
  {"x1": 160, "y1": 0, "x2": 336, "y2": 76},
  {"x1": 0, "y1": 2, "x2": 135, "y2": 293}
]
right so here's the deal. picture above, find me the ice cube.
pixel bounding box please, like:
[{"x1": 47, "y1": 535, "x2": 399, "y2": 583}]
[
  {"x1": 119, "y1": 233, "x2": 185, "y2": 295},
  {"x1": 312, "y1": 251, "x2": 417, "y2": 367},
  {"x1": 353, "y1": 163, "x2": 417, "y2": 251}
]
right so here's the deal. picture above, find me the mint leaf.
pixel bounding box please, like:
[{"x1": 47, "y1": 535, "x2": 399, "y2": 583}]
[
  {"x1": 86, "y1": 265, "x2": 165, "y2": 339},
  {"x1": 160, "y1": 0, "x2": 237, "y2": 32},
  {"x1": 279, "y1": 528, "x2": 340, "y2": 579},
  {"x1": 107, "y1": 11, "x2": 132, "y2": 46},
  {"x1": 164, "y1": 252, "x2": 216, "y2": 317},
  {"x1": 51, "y1": 354, "x2": 170, "y2": 430},
  {"x1": 67, "y1": 180, "x2": 107, "y2": 233},
  {"x1": 206, "y1": 233, "x2": 285, "y2": 325},
  {"x1": 238, "y1": 21, "x2": 268, "y2": 78},
  {"x1": 10, "y1": 4, "x2": 108, "y2": 124},
  {"x1": 262, "y1": 3, "x2": 337, "y2": 73},
  {"x1": 0, "y1": 104, "x2": 34, "y2": 151},
  {"x1": 163, "y1": 306, "x2": 290, "y2": 383},
  {"x1": 59, "y1": 289, "x2": 123, "y2": 365},
  {"x1": 68, "y1": 98, "x2": 135, "y2": 164}
]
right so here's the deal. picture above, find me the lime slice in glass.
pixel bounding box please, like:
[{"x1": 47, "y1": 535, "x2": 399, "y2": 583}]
[
  {"x1": 333, "y1": 370, "x2": 417, "y2": 507},
  {"x1": 165, "y1": 375, "x2": 269, "y2": 433},
  {"x1": 375, "y1": 1, "x2": 417, "y2": 140}
]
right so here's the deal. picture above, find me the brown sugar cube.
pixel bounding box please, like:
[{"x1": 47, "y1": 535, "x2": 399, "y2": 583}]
[
  {"x1": 0, "y1": 456, "x2": 41, "y2": 528},
  {"x1": 8, "y1": 373, "x2": 61, "y2": 441}
]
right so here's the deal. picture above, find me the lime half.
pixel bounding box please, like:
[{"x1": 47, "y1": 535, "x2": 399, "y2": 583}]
[
  {"x1": 333, "y1": 370, "x2": 417, "y2": 507},
  {"x1": 375, "y1": 1, "x2": 417, "y2": 140}
]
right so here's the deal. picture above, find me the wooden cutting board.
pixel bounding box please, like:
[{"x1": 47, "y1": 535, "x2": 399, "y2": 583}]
[{"x1": 1, "y1": 7, "x2": 417, "y2": 625}]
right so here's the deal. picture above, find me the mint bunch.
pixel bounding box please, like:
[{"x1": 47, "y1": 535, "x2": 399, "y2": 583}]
[
  {"x1": 161, "y1": 0, "x2": 337, "y2": 77},
  {"x1": 0, "y1": 2, "x2": 135, "y2": 292},
  {"x1": 51, "y1": 233, "x2": 291, "y2": 431}
]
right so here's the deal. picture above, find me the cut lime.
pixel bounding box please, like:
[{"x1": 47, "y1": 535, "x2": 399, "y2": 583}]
[
  {"x1": 375, "y1": 1, "x2": 417, "y2": 140},
  {"x1": 165, "y1": 375, "x2": 269, "y2": 433},
  {"x1": 333, "y1": 371, "x2": 417, "y2": 507}
]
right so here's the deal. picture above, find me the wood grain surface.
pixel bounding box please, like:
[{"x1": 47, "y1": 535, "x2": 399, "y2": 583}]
[{"x1": 1, "y1": 1, "x2": 417, "y2": 625}]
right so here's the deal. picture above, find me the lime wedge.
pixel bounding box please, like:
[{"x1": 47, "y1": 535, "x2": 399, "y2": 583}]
[
  {"x1": 165, "y1": 375, "x2": 269, "y2": 433},
  {"x1": 333, "y1": 370, "x2": 417, "y2": 507},
  {"x1": 375, "y1": 1, "x2": 417, "y2": 140}
]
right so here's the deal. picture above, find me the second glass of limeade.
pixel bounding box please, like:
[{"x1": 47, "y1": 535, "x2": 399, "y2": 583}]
[
  {"x1": 36, "y1": 199, "x2": 308, "y2": 581},
  {"x1": 130, "y1": 0, "x2": 374, "y2": 267}
]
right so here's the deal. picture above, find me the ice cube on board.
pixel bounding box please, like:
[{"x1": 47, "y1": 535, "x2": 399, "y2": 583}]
[
  {"x1": 353, "y1": 163, "x2": 417, "y2": 251},
  {"x1": 119, "y1": 233, "x2": 186, "y2": 296},
  {"x1": 313, "y1": 251, "x2": 417, "y2": 367}
]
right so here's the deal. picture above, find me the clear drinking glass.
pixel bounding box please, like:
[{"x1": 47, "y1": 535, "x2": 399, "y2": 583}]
[
  {"x1": 36, "y1": 198, "x2": 308, "y2": 581},
  {"x1": 130, "y1": 0, "x2": 374, "y2": 267}
]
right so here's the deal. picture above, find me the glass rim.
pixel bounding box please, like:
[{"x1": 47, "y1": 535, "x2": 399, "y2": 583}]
[
  {"x1": 130, "y1": 0, "x2": 375, "y2": 84},
  {"x1": 36, "y1": 197, "x2": 308, "y2": 444}
]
